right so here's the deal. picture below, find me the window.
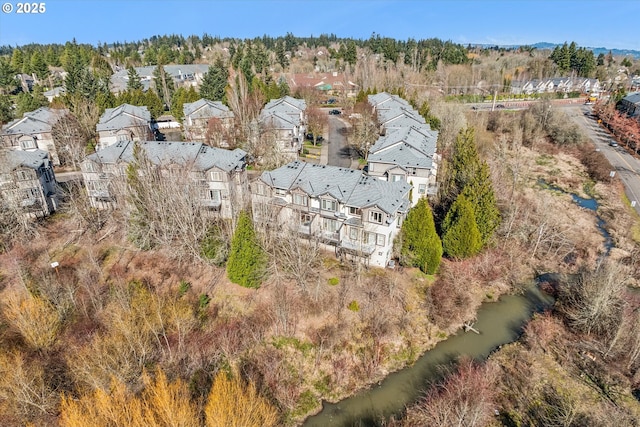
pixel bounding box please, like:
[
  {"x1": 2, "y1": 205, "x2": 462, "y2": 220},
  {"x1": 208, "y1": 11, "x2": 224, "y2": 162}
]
[
  {"x1": 116, "y1": 134, "x2": 131, "y2": 143},
  {"x1": 209, "y1": 171, "x2": 222, "y2": 181},
  {"x1": 349, "y1": 227, "x2": 359, "y2": 241},
  {"x1": 376, "y1": 233, "x2": 385, "y2": 246},
  {"x1": 362, "y1": 232, "x2": 375, "y2": 245},
  {"x1": 391, "y1": 174, "x2": 403, "y2": 182},
  {"x1": 23, "y1": 187, "x2": 39, "y2": 199},
  {"x1": 418, "y1": 183, "x2": 426, "y2": 194},
  {"x1": 201, "y1": 189, "x2": 221, "y2": 201},
  {"x1": 293, "y1": 193, "x2": 308, "y2": 206},
  {"x1": 322, "y1": 217, "x2": 339, "y2": 232},
  {"x1": 16, "y1": 170, "x2": 31, "y2": 181},
  {"x1": 255, "y1": 183, "x2": 268, "y2": 196},
  {"x1": 321, "y1": 198, "x2": 337, "y2": 212},
  {"x1": 300, "y1": 213, "x2": 312, "y2": 226},
  {"x1": 348, "y1": 206, "x2": 361, "y2": 216},
  {"x1": 275, "y1": 188, "x2": 287, "y2": 196},
  {"x1": 19, "y1": 139, "x2": 36, "y2": 149},
  {"x1": 369, "y1": 211, "x2": 383, "y2": 224}
]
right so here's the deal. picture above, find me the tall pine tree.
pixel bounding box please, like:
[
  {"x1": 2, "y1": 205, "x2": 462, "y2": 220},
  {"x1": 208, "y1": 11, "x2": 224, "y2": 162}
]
[
  {"x1": 126, "y1": 66, "x2": 143, "y2": 91},
  {"x1": 200, "y1": 58, "x2": 229, "y2": 102},
  {"x1": 442, "y1": 193, "x2": 482, "y2": 259},
  {"x1": 461, "y1": 162, "x2": 500, "y2": 245},
  {"x1": 400, "y1": 198, "x2": 442, "y2": 274},
  {"x1": 227, "y1": 211, "x2": 266, "y2": 289}
]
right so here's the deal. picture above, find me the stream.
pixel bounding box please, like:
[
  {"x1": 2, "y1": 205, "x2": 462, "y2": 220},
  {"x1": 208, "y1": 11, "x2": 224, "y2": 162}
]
[
  {"x1": 303, "y1": 285, "x2": 555, "y2": 427},
  {"x1": 303, "y1": 181, "x2": 614, "y2": 427}
]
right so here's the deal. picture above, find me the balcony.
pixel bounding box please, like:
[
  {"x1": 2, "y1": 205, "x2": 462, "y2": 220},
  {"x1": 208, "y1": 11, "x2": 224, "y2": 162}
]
[{"x1": 320, "y1": 231, "x2": 340, "y2": 245}]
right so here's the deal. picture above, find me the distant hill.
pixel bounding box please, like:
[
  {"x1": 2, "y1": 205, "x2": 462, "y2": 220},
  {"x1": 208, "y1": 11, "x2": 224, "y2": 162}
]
[
  {"x1": 531, "y1": 42, "x2": 640, "y2": 59},
  {"x1": 474, "y1": 42, "x2": 640, "y2": 59}
]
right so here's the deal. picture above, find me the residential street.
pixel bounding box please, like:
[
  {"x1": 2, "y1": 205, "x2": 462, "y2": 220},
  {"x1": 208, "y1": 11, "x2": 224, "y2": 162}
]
[
  {"x1": 327, "y1": 115, "x2": 354, "y2": 168},
  {"x1": 565, "y1": 105, "x2": 640, "y2": 215}
]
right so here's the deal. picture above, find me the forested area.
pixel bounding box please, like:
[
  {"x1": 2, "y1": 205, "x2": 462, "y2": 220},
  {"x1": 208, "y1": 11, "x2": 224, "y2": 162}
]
[{"x1": 1, "y1": 33, "x2": 640, "y2": 426}]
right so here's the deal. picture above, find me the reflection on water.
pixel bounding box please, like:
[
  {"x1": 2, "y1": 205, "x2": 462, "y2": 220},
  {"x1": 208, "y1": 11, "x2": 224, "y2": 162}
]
[{"x1": 303, "y1": 286, "x2": 554, "y2": 427}]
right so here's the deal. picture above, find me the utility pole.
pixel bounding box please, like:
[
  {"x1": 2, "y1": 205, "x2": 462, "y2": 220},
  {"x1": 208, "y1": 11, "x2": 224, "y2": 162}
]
[{"x1": 491, "y1": 88, "x2": 498, "y2": 111}]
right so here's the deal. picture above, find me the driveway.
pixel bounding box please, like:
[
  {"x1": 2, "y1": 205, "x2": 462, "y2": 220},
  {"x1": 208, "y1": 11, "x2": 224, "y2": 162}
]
[
  {"x1": 565, "y1": 105, "x2": 640, "y2": 215},
  {"x1": 327, "y1": 115, "x2": 354, "y2": 168}
]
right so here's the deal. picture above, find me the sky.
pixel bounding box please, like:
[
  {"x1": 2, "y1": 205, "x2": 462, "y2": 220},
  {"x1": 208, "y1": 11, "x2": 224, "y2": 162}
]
[{"x1": 0, "y1": 0, "x2": 638, "y2": 51}]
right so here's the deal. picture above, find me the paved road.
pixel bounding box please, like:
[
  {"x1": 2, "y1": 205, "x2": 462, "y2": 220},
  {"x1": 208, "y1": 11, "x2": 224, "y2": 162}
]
[
  {"x1": 327, "y1": 115, "x2": 353, "y2": 168},
  {"x1": 565, "y1": 104, "x2": 640, "y2": 215}
]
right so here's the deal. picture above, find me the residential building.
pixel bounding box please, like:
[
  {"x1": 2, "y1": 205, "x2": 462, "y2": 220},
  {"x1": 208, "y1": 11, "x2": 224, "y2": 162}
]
[
  {"x1": 96, "y1": 104, "x2": 153, "y2": 150},
  {"x1": 43, "y1": 87, "x2": 66, "y2": 102},
  {"x1": 81, "y1": 140, "x2": 248, "y2": 218},
  {"x1": 367, "y1": 93, "x2": 440, "y2": 204},
  {"x1": 258, "y1": 96, "x2": 307, "y2": 160},
  {"x1": 0, "y1": 107, "x2": 68, "y2": 166},
  {"x1": 510, "y1": 77, "x2": 601, "y2": 95},
  {"x1": 252, "y1": 161, "x2": 411, "y2": 267},
  {"x1": 281, "y1": 72, "x2": 359, "y2": 97},
  {"x1": 109, "y1": 64, "x2": 211, "y2": 93},
  {"x1": 183, "y1": 98, "x2": 235, "y2": 144},
  {"x1": 0, "y1": 149, "x2": 57, "y2": 218},
  {"x1": 618, "y1": 92, "x2": 640, "y2": 119},
  {"x1": 366, "y1": 125, "x2": 440, "y2": 202}
]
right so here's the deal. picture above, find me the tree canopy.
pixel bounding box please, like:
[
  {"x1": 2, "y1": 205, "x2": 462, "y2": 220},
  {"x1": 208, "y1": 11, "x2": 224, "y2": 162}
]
[
  {"x1": 400, "y1": 198, "x2": 442, "y2": 274},
  {"x1": 226, "y1": 211, "x2": 266, "y2": 289}
]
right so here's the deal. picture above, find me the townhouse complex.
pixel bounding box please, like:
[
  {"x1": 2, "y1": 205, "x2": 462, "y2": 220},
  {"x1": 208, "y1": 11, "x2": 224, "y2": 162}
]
[
  {"x1": 3, "y1": 90, "x2": 439, "y2": 268},
  {"x1": 81, "y1": 140, "x2": 248, "y2": 219},
  {"x1": 0, "y1": 149, "x2": 57, "y2": 219}
]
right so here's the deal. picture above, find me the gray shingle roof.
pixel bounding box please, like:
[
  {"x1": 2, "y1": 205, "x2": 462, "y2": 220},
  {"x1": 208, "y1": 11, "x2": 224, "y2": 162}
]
[
  {"x1": 259, "y1": 96, "x2": 306, "y2": 128},
  {"x1": 369, "y1": 126, "x2": 437, "y2": 169},
  {"x1": 259, "y1": 161, "x2": 410, "y2": 215},
  {"x1": 110, "y1": 64, "x2": 210, "y2": 92},
  {"x1": 368, "y1": 92, "x2": 412, "y2": 110},
  {"x1": 1, "y1": 107, "x2": 66, "y2": 136},
  {"x1": 2, "y1": 149, "x2": 48, "y2": 170},
  {"x1": 623, "y1": 92, "x2": 640, "y2": 105},
  {"x1": 183, "y1": 98, "x2": 234, "y2": 120},
  {"x1": 96, "y1": 104, "x2": 151, "y2": 132},
  {"x1": 86, "y1": 141, "x2": 246, "y2": 172}
]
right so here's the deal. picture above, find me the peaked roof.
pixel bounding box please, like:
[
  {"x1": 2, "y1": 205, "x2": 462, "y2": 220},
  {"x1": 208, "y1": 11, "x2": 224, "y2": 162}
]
[
  {"x1": 1, "y1": 149, "x2": 49, "y2": 170},
  {"x1": 259, "y1": 96, "x2": 306, "y2": 128},
  {"x1": 86, "y1": 141, "x2": 246, "y2": 172},
  {"x1": 1, "y1": 107, "x2": 67, "y2": 136},
  {"x1": 183, "y1": 98, "x2": 234, "y2": 120},
  {"x1": 259, "y1": 160, "x2": 410, "y2": 215},
  {"x1": 96, "y1": 104, "x2": 151, "y2": 132}
]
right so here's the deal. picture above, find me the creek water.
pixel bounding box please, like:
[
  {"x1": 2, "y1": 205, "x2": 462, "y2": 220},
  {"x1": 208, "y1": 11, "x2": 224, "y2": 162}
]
[
  {"x1": 304, "y1": 181, "x2": 612, "y2": 426},
  {"x1": 303, "y1": 285, "x2": 555, "y2": 427}
]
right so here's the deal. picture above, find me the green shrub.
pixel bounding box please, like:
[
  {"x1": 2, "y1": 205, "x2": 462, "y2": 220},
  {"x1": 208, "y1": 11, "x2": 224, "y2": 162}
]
[
  {"x1": 347, "y1": 300, "x2": 360, "y2": 312},
  {"x1": 327, "y1": 277, "x2": 339, "y2": 286}
]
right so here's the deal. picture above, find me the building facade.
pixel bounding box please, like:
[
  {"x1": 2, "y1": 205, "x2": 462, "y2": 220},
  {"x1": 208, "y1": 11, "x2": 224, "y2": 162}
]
[
  {"x1": 252, "y1": 161, "x2": 410, "y2": 267},
  {"x1": 0, "y1": 149, "x2": 57, "y2": 218},
  {"x1": 96, "y1": 104, "x2": 153, "y2": 150},
  {"x1": 0, "y1": 107, "x2": 68, "y2": 166},
  {"x1": 81, "y1": 141, "x2": 248, "y2": 219}
]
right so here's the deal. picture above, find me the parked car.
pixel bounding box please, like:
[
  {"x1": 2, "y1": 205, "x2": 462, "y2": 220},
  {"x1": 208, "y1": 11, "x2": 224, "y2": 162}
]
[
  {"x1": 329, "y1": 109, "x2": 341, "y2": 115},
  {"x1": 496, "y1": 104, "x2": 505, "y2": 109},
  {"x1": 609, "y1": 141, "x2": 618, "y2": 147}
]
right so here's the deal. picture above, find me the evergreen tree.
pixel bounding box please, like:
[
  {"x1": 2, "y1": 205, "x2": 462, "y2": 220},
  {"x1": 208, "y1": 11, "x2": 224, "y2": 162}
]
[
  {"x1": 275, "y1": 40, "x2": 289, "y2": 69},
  {"x1": 0, "y1": 58, "x2": 17, "y2": 95},
  {"x1": 442, "y1": 193, "x2": 482, "y2": 259},
  {"x1": 199, "y1": 58, "x2": 228, "y2": 102},
  {"x1": 30, "y1": 51, "x2": 49, "y2": 82},
  {"x1": 226, "y1": 211, "x2": 266, "y2": 289},
  {"x1": 0, "y1": 95, "x2": 14, "y2": 124},
  {"x1": 126, "y1": 66, "x2": 143, "y2": 91},
  {"x1": 461, "y1": 162, "x2": 500, "y2": 245},
  {"x1": 170, "y1": 86, "x2": 199, "y2": 122},
  {"x1": 400, "y1": 198, "x2": 442, "y2": 274},
  {"x1": 152, "y1": 63, "x2": 174, "y2": 109},
  {"x1": 10, "y1": 48, "x2": 24, "y2": 73},
  {"x1": 451, "y1": 127, "x2": 481, "y2": 192}
]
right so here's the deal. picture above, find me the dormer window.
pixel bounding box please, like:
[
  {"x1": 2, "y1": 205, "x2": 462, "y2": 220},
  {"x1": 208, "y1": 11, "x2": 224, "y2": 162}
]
[
  {"x1": 369, "y1": 211, "x2": 383, "y2": 224},
  {"x1": 321, "y1": 198, "x2": 337, "y2": 212},
  {"x1": 293, "y1": 193, "x2": 308, "y2": 206},
  {"x1": 209, "y1": 171, "x2": 222, "y2": 181}
]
